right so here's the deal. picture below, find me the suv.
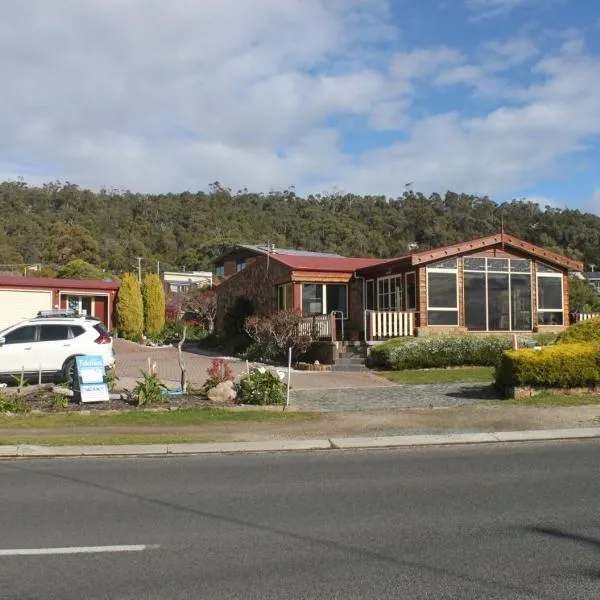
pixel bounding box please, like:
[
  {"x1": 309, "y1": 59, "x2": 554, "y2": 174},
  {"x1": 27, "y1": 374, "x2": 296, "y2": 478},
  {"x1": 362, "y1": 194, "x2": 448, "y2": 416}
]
[{"x1": 0, "y1": 310, "x2": 115, "y2": 383}]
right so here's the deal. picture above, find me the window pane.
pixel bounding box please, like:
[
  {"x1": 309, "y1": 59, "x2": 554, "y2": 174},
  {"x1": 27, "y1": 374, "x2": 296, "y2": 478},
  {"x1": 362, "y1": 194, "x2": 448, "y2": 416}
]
[
  {"x1": 428, "y1": 310, "x2": 458, "y2": 325},
  {"x1": 510, "y1": 259, "x2": 531, "y2": 273},
  {"x1": 277, "y1": 286, "x2": 285, "y2": 310},
  {"x1": 366, "y1": 280, "x2": 375, "y2": 310},
  {"x1": 405, "y1": 273, "x2": 416, "y2": 310},
  {"x1": 428, "y1": 272, "x2": 457, "y2": 308},
  {"x1": 537, "y1": 262, "x2": 560, "y2": 273},
  {"x1": 326, "y1": 284, "x2": 347, "y2": 316},
  {"x1": 302, "y1": 284, "x2": 323, "y2": 315},
  {"x1": 463, "y1": 257, "x2": 485, "y2": 271},
  {"x1": 488, "y1": 258, "x2": 509, "y2": 272},
  {"x1": 511, "y1": 274, "x2": 532, "y2": 330},
  {"x1": 4, "y1": 326, "x2": 36, "y2": 344},
  {"x1": 488, "y1": 274, "x2": 510, "y2": 331},
  {"x1": 538, "y1": 276, "x2": 562, "y2": 310},
  {"x1": 285, "y1": 284, "x2": 293, "y2": 310},
  {"x1": 71, "y1": 326, "x2": 86, "y2": 338},
  {"x1": 430, "y1": 258, "x2": 457, "y2": 269},
  {"x1": 40, "y1": 325, "x2": 70, "y2": 342},
  {"x1": 538, "y1": 311, "x2": 563, "y2": 325},
  {"x1": 464, "y1": 272, "x2": 486, "y2": 331}
]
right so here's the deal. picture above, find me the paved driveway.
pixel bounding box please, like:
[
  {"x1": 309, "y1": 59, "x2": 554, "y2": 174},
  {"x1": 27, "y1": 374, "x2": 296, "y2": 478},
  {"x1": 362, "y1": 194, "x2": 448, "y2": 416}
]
[{"x1": 114, "y1": 339, "x2": 500, "y2": 411}]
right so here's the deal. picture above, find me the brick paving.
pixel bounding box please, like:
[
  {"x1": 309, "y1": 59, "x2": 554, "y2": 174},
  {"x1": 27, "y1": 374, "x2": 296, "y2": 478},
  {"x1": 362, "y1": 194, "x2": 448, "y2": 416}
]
[{"x1": 114, "y1": 339, "x2": 500, "y2": 411}]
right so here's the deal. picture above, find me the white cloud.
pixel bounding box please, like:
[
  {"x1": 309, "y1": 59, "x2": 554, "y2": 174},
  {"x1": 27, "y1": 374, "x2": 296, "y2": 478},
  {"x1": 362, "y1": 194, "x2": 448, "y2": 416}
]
[
  {"x1": 466, "y1": 0, "x2": 529, "y2": 19},
  {"x1": 0, "y1": 1, "x2": 598, "y2": 203}
]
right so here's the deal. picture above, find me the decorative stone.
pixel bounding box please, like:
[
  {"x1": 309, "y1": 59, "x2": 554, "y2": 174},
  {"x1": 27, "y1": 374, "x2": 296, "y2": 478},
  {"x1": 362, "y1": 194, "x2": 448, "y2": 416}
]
[{"x1": 207, "y1": 381, "x2": 237, "y2": 403}]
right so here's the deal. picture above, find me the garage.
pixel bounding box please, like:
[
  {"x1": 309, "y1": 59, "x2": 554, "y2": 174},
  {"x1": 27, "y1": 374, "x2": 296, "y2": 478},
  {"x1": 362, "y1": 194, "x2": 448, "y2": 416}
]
[{"x1": 0, "y1": 289, "x2": 53, "y2": 330}]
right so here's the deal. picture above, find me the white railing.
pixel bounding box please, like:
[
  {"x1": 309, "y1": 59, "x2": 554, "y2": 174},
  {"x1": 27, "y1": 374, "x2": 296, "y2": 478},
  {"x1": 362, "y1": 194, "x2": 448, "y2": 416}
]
[
  {"x1": 366, "y1": 310, "x2": 415, "y2": 340},
  {"x1": 298, "y1": 315, "x2": 332, "y2": 338},
  {"x1": 574, "y1": 312, "x2": 600, "y2": 322}
]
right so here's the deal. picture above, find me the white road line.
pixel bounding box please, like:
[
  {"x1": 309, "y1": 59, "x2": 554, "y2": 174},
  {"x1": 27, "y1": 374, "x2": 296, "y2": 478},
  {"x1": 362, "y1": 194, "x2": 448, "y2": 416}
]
[{"x1": 0, "y1": 544, "x2": 159, "y2": 557}]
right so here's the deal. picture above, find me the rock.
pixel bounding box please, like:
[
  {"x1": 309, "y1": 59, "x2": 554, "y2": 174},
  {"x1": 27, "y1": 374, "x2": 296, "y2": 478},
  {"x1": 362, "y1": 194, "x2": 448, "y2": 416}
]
[{"x1": 207, "y1": 381, "x2": 237, "y2": 403}]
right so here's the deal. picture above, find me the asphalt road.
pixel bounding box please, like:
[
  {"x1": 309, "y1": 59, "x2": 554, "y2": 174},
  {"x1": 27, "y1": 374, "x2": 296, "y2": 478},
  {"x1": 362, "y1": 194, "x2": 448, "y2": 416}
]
[{"x1": 1, "y1": 443, "x2": 600, "y2": 599}]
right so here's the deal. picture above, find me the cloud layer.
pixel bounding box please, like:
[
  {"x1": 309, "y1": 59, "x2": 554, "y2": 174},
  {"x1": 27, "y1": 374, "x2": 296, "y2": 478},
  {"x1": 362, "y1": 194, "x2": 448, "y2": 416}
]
[{"x1": 0, "y1": 0, "x2": 598, "y2": 200}]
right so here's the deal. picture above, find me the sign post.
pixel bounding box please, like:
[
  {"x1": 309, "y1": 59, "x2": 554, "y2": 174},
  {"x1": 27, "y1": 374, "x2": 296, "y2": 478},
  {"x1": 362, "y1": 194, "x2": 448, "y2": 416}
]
[{"x1": 74, "y1": 356, "x2": 110, "y2": 403}]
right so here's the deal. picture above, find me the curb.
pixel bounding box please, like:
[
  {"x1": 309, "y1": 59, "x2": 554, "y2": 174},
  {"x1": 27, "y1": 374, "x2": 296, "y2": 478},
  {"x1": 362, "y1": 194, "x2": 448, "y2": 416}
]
[{"x1": 2, "y1": 428, "x2": 600, "y2": 458}]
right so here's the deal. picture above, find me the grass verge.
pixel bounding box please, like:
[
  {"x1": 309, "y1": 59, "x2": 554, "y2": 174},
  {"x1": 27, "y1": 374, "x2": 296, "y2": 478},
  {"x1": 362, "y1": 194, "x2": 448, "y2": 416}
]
[
  {"x1": 379, "y1": 366, "x2": 495, "y2": 385},
  {"x1": 0, "y1": 407, "x2": 317, "y2": 430},
  {"x1": 498, "y1": 393, "x2": 600, "y2": 407},
  {"x1": 0, "y1": 434, "x2": 213, "y2": 446}
]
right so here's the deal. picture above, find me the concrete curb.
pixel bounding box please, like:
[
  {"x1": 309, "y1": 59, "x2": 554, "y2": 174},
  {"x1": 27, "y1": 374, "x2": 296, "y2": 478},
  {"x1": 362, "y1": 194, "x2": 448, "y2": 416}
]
[{"x1": 2, "y1": 428, "x2": 600, "y2": 458}]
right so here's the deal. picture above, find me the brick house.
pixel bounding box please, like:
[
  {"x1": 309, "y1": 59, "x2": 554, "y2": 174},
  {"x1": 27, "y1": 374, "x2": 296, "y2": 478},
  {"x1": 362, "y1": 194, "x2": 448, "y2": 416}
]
[{"x1": 215, "y1": 232, "x2": 583, "y2": 341}]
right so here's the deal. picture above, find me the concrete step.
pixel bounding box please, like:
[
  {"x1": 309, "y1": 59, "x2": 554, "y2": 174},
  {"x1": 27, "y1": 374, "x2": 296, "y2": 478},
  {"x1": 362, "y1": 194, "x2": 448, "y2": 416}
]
[{"x1": 335, "y1": 357, "x2": 367, "y2": 366}]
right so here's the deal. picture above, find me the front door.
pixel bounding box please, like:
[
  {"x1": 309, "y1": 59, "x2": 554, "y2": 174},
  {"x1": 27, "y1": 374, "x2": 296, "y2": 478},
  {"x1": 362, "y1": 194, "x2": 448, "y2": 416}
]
[{"x1": 67, "y1": 295, "x2": 94, "y2": 317}]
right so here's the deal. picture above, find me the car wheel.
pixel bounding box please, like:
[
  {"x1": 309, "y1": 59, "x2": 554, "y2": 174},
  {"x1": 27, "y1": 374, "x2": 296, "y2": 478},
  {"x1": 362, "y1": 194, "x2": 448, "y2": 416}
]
[{"x1": 62, "y1": 358, "x2": 76, "y2": 385}]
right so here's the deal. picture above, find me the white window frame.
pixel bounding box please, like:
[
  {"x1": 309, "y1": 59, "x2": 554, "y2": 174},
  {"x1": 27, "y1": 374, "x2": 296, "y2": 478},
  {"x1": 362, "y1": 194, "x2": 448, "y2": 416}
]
[
  {"x1": 426, "y1": 260, "x2": 459, "y2": 325},
  {"x1": 301, "y1": 283, "x2": 348, "y2": 317},
  {"x1": 463, "y1": 258, "x2": 533, "y2": 332},
  {"x1": 376, "y1": 275, "x2": 403, "y2": 311},
  {"x1": 536, "y1": 263, "x2": 564, "y2": 325}
]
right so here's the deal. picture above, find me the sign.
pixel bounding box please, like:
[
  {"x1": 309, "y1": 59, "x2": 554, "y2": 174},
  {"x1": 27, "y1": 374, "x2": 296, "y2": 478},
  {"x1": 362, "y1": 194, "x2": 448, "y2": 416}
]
[{"x1": 75, "y1": 355, "x2": 110, "y2": 403}]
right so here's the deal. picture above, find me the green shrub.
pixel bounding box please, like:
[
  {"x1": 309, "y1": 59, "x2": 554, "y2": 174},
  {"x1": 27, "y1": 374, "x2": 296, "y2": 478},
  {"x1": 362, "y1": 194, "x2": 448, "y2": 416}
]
[
  {"x1": 142, "y1": 273, "x2": 166, "y2": 339},
  {"x1": 133, "y1": 368, "x2": 166, "y2": 405},
  {"x1": 370, "y1": 335, "x2": 542, "y2": 370},
  {"x1": 0, "y1": 395, "x2": 29, "y2": 413},
  {"x1": 368, "y1": 338, "x2": 414, "y2": 368},
  {"x1": 116, "y1": 273, "x2": 144, "y2": 341},
  {"x1": 244, "y1": 342, "x2": 281, "y2": 363},
  {"x1": 161, "y1": 320, "x2": 206, "y2": 342},
  {"x1": 557, "y1": 317, "x2": 600, "y2": 345},
  {"x1": 496, "y1": 343, "x2": 600, "y2": 388},
  {"x1": 237, "y1": 368, "x2": 287, "y2": 405}
]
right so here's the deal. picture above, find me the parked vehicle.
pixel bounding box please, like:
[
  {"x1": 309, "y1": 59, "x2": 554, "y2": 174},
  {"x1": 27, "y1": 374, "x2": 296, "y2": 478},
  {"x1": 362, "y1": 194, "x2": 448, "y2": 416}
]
[{"x1": 0, "y1": 309, "x2": 115, "y2": 383}]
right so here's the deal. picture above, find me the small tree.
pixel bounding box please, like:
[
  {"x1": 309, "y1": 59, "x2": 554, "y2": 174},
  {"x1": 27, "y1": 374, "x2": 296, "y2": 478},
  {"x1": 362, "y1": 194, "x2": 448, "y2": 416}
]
[
  {"x1": 116, "y1": 273, "x2": 144, "y2": 341},
  {"x1": 184, "y1": 286, "x2": 217, "y2": 333},
  {"x1": 143, "y1": 273, "x2": 166, "y2": 339},
  {"x1": 57, "y1": 259, "x2": 106, "y2": 280}
]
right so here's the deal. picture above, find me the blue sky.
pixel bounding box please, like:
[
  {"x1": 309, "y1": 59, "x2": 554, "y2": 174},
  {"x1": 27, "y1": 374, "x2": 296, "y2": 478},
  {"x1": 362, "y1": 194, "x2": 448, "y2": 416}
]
[{"x1": 0, "y1": 0, "x2": 599, "y2": 212}]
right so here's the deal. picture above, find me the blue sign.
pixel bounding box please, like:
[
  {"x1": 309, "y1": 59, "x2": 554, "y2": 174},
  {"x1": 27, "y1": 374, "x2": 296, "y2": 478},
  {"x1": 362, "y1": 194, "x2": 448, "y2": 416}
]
[{"x1": 75, "y1": 355, "x2": 109, "y2": 403}]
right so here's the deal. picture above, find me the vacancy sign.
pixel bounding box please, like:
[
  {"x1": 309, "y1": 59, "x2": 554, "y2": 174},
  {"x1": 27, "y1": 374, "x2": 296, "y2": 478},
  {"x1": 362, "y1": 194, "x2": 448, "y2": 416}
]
[{"x1": 75, "y1": 355, "x2": 110, "y2": 403}]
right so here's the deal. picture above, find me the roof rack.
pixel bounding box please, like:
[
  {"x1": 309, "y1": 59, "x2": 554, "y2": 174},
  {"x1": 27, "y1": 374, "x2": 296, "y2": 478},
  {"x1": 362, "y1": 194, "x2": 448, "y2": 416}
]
[{"x1": 36, "y1": 309, "x2": 81, "y2": 319}]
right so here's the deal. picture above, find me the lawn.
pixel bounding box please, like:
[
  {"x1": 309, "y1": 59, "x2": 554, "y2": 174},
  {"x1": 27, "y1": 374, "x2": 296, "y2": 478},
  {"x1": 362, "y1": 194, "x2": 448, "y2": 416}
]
[
  {"x1": 379, "y1": 366, "x2": 495, "y2": 385},
  {"x1": 0, "y1": 434, "x2": 214, "y2": 446},
  {"x1": 498, "y1": 393, "x2": 600, "y2": 407},
  {"x1": 0, "y1": 407, "x2": 317, "y2": 430}
]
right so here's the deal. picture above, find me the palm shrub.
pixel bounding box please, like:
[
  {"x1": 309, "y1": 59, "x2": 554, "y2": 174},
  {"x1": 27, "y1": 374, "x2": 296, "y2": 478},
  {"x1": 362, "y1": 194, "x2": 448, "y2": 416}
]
[
  {"x1": 143, "y1": 273, "x2": 166, "y2": 340},
  {"x1": 133, "y1": 367, "x2": 166, "y2": 405},
  {"x1": 116, "y1": 273, "x2": 144, "y2": 341}
]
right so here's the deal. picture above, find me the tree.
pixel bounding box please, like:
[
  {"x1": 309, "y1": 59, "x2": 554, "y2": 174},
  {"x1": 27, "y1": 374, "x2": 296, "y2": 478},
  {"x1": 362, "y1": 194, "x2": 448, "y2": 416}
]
[
  {"x1": 57, "y1": 259, "x2": 106, "y2": 280},
  {"x1": 183, "y1": 286, "x2": 217, "y2": 333},
  {"x1": 115, "y1": 273, "x2": 144, "y2": 341},
  {"x1": 42, "y1": 223, "x2": 100, "y2": 265},
  {"x1": 142, "y1": 273, "x2": 166, "y2": 339},
  {"x1": 569, "y1": 277, "x2": 600, "y2": 312}
]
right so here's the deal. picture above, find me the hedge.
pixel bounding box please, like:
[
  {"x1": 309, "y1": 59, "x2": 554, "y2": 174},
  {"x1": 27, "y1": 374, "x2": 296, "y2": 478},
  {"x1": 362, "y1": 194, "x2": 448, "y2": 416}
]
[
  {"x1": 557, "y1": 317, "x2": 600, "y2": 345},
  {"x1": 369, "y1": 334, "x2": 542, "y2": 370},
  {"x1": 496, "y1": 343, "x2": 600, "y2": 388}
]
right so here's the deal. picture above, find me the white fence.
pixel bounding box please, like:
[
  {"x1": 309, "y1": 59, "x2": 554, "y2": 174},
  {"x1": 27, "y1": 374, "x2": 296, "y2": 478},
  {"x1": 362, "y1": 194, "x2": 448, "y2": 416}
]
[
  {"x1": 574, "y1": 313, "x2": 600, "y2": 322},
  {"x1": 366, "y1": 311, "x2": 415, "y2": 340},
  {"x1": 298, "y1": 315, "x2": 332, "y2": 338}
]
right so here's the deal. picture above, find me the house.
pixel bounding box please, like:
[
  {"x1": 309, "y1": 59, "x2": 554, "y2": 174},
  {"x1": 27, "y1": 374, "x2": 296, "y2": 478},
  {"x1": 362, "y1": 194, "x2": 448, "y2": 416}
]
[
  {"x1": 162, "y1": 270, "x2": 213, "y2": 293},
  {"x1": 213, "y1": 244, "x2": 342, "y2": 278},
  {"x1": 582, "y1": 271, "x2": 600, "y2": 293},
  {"x1": 215, "y1": 232, "x2": 583, "y2": 341},
  {"x1": 0, "y1": 276, "x2": 119, "y2": 330}
]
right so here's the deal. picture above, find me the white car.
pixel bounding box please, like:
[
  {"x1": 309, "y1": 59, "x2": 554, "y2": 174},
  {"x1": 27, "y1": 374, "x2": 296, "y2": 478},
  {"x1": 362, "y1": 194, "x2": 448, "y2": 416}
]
[{"x1": 0, "y1": 310, "x2": 115, "y2": 383}]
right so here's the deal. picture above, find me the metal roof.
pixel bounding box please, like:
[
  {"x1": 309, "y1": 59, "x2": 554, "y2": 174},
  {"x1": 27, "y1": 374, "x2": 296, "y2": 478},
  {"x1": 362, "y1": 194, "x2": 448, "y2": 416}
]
[
  {"x1": 0, "y1": 275, "x2": 120, "y2": 290},
  {"x1": 239, "y1": 244, "x2": 343, "y2": 258}
]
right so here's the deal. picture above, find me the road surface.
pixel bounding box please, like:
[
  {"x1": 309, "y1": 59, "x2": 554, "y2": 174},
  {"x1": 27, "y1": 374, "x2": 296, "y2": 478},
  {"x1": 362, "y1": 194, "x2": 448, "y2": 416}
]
[{"x1": 1, "y1": 442, "x2": 599, "y2": 599}]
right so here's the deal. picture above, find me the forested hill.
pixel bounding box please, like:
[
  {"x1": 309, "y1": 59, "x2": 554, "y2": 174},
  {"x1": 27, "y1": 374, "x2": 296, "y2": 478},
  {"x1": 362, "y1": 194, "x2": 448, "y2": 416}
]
[{"x1": 1, "y1": 180, "x2": 598, "y2": 274}]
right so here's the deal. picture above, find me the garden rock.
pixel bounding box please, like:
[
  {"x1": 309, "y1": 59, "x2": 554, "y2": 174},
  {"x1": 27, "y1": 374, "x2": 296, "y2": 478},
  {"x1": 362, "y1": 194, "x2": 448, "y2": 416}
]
[{"x1": 207, "y1": 381, "x2": 237, "y2": 403}]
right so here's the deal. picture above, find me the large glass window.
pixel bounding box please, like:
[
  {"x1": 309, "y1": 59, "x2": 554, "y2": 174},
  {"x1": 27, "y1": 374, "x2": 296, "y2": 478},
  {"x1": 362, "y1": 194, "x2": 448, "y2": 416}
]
[
  {"x1": 377, "y1": 276, "x2": 402, "y2": 311},
  {"x1": 302, "y1": 284, "x2": 323, "y2": 315},
  {"x1": 537, "y1": 263, "x2": 563, "y2": 325},
  {"x1": 301, "y1": 284, "x2": 348, "y2": 316},
  {"x1": 326, "y1": 284, "x2": 348, "y2": 316},
  {"x1": 463, "y1": 257, "x2": 532, "y2": 331},
  {"x1": 427, "y1": 259, "x2": 458, "y2": 326}
]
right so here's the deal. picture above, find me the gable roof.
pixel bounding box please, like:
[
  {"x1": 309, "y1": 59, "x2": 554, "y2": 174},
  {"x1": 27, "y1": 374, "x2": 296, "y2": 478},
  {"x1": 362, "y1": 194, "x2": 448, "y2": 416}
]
[{"x1": 358, "y1": 232, "x2": 584, "y2": 274}]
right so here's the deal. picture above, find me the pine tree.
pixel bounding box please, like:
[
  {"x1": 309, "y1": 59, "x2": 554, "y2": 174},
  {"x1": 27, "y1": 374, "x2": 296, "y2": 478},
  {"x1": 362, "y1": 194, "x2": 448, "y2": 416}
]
[
  {"x1": 143, "y1": 273, "x2": 166, "y2": 339},
  {"x1": 115, "y1": 273, "x2": 144, "y2": 341}
]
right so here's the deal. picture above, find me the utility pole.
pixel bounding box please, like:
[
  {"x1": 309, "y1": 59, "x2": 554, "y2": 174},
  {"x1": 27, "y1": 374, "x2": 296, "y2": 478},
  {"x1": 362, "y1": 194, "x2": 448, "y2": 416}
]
[
  {"x1": 156, "y1": 261, "x2": 160, "y2": 275},
  {"x1": 136, "y1": 257, "x2": 143, "y2": 283}
]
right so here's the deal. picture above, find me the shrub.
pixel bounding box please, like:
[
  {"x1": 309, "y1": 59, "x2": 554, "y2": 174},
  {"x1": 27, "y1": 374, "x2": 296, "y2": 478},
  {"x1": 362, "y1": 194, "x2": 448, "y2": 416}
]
[
  {"x1": 161, "y1": 320, "x2": 206, "y2": 342},
  {"x1": 556, "y1": 317, "x2": 600, "y2": 345},
  {"x1": 116, "y1": 273, "x2": 144, "y2": 341},
  {"x1": 142, "y1": 273, "x2": 166, "y2": 339},
  {"x1": 371, "y1": 334, "x2": 543, "y2": 371},
  {"x1": 0, "y1": 395, "x2": 29, "y2": 413},
  {"x1": 205, "y1": 358, "x2": 234, "y2": 390},
  {"x1": 237, "y1": 367, "x2": 287, "y2": 405},
  {"x1": 133, "y1": 368, "x2": 166, "y2": 405},
  {"x1": 244, "y1": 342, "x2": 280, "y2": 363},
  {"x1": 496, "y1": 343, "x2": 600, "y2": 388},
  {"x1": 368, "y1": 338, "x2": 415, "y2": 368}
]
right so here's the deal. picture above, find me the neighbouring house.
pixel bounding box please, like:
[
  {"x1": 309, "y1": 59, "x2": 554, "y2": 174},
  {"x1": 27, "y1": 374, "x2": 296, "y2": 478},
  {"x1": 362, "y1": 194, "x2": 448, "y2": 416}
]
[
  {"x1": 0, "y1": 276, "x2": 119, "y2": 330},
  {"x1": 215, "y1": 232, "x2": 583, "y2": 341},
  {"x1": 213, "y1": 244, "x2": 343, "y2": 279},
  {"x1": 582, "y1": 271, "x2": 600, "y2": 293},
  {"x1": 162, "y1": 270, "x2": 213, "y2": 293}
]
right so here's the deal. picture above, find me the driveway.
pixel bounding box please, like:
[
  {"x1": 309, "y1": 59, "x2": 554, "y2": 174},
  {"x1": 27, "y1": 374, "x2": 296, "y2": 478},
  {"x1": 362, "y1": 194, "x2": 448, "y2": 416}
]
[{"x1": 114, "y1": 339, "x2": 500, "y2": 411}]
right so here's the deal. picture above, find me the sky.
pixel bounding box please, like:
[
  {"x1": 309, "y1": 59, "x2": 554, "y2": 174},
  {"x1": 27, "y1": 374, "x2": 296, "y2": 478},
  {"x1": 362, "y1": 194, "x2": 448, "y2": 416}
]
[{"x1": 0, "y1": 0, "x2": 599, "y2": 212}]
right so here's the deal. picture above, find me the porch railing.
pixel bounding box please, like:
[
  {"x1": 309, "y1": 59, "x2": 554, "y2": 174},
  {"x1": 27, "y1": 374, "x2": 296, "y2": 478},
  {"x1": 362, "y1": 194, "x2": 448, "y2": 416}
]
[
  {"x1": 298, "y1": 314, "x2": 332, "y2": 339},
  {"x1": 365, "y1": 310, "x2": 416, "y2": 340},
  {"x1": 573, "y1": 312, "x2": 600, "y2": 322}
]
